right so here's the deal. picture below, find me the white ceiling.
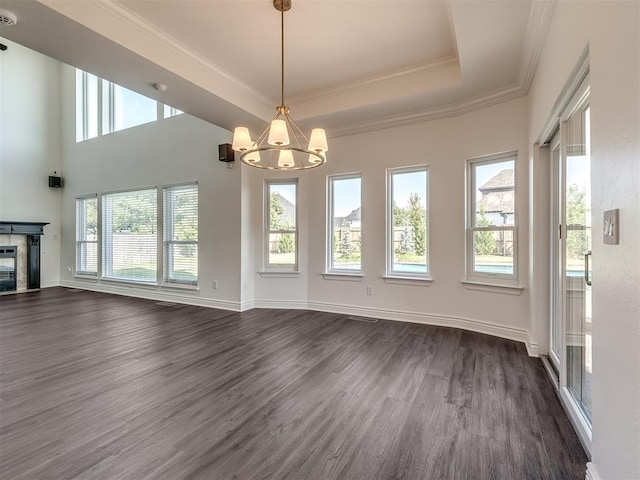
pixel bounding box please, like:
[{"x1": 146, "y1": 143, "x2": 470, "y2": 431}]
[{"x1": 0, "y1": 0, "x2": 555, "y2": 137}]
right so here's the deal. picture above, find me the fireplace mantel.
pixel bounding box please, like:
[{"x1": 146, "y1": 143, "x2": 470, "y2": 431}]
[
  {"x1": 0, "y1": 221, "x2": 49, "y2": 291},
  {"x1": 0, "y1": 221, "x2": 49, "y2": 235}
]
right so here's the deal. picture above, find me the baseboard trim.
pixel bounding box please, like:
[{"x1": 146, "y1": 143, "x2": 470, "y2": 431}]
[
  {"x1": 254, "y1": 298, "x2": 532, "y2": 353},
  {"x1": 527, "y1": 333, "x2": 540, "y2": 357},
  {"x1": 253, "y1": 299, "x2": 310, "y2": 310},
  {"x1": 585, "y1": 462, "x2": 600, "y2": 480},
  {"x1": 55, "y1": 286, "x2": 535, "y2": 356},
  {"x1": 60, "y1": 280, "x2": 242, "y2": 312}
]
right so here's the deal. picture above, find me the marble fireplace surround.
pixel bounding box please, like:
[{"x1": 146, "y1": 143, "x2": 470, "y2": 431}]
[{"x1": 0, "y1": 222, "x2": 48, "y2": 293}]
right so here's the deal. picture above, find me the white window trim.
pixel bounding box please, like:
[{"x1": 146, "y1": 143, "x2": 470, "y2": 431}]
[
  {"x1": 385, "y1": 164, "x2": 430, "y2": 280},
  {"x1": 264, "y1": 179, "x2": 299, "y2": 272},
  {"x1": 465, "y1": 151, "x2": 519, "y2": 285},
  {"x1": 326, "y1": 172, "x2": 362, "y2": 275},
  {"x1": 75, "y1": 194, "x2": 99, "y2": 277}
]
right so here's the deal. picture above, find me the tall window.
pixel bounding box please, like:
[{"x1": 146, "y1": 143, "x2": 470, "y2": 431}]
[
  {"x1": 76, "y1": 68, "x2": 183, "y2": 142},
  {"x1": 75, "y1": 196, "x2": 98, "y2": 275},
  {"x1": 163, "y1": 105, "x2": 183, "y2": 118},
  {"x1": 164, "y1": 184, "x2": 198, "y2": 285},
  {"x1": 327, "y1": 174, "x2": 362, "y2": 273},
  {"x1": 466, "y1": 152, "x2": 517, "y2": 280},
  {"x1": 102, "y1": 189, "x2": 157, "y2": 283},
  {"x1": 76, "y1": 70, "x2": 99, "y2": 142},
  {"x1": 387, "y1": 166, "x2": 429, "y2": 277},
  {"x1": 102, "y1": 81, "x2": 158, "y2": 135},
  {"x1": 265, "y1": 180, "x2": 298, "y2": 270}
]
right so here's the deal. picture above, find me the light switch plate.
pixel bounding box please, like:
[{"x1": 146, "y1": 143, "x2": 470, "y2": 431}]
[{"x1": 603, "y1": 209, "x2": 619, "y2": 245}]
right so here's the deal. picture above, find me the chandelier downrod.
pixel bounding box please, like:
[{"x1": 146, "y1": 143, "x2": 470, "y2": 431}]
[{"x1": 281, "y1": 5, "x2": 285, "y2": 107}]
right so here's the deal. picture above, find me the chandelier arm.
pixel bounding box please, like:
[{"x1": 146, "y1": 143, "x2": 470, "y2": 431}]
[
  {"x1": 282, "y1": 113, "x2": 304, "y2": 149},
  {"x1": 285, "y1": 112, "x2": 311, "y2": 146}
]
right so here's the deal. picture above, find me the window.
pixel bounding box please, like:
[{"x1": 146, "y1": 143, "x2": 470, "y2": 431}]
[
  {"x1": 466, "y1": 152, "x2": 517, "y2": 280},
  {"x1": 102, "y1": 189, "x2": 157, "y2": 283},
  {"x1": 102, "y1": 80, "x2": 158, "y2": 135},
  {"x1": 76, "y1": 70, "x2": 99, "y2": 142},
  {"x1": 164, "y1": 184, "x2": 198, "y2": 285},
  {"x1": 265, "y1": 180, "x2": 298, "y2": 270},
  {"x1": 163, "y1": 105, "x2": 183, "y2": 118},
  {"x1": 76, "y1": 68, "x2": 183, "y2": 142},
  {"x1": 75, "y1": 196, "x2": 98, "y2": 275},
  {"x1": 327, "y1": 174, "x2": 362, "y2": 273},
  {"x1": 387, "y1": 166, "x2": 429, "y2": 277}
]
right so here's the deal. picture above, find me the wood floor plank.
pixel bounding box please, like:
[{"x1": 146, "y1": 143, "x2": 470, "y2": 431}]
[{"x1": 0, "y1": 288, "x2": 588, "y2": 479}]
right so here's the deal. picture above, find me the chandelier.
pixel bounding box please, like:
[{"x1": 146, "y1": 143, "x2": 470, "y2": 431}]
[{"x1": 231, "y1": 0, "x2": 328, "y2": 170}]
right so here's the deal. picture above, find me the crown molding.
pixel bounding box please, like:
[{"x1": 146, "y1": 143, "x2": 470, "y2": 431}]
[
  {"x1": 328, "y1": 0, "x2": 557, "y2": 138},
  {"x1": 518, "y1": 0, "x2": 557, "y2": 94},
  {"x1": 81, "y1": 0, "x2": 273, "y2": 116},
  {"x1": 47, "y1": 0, "x2": 556, "y2": 137},
  {"x1": 329, "y1": 83, "x2": 525, "y2": 138},
  {"x1": 288, "y1": 56, "x2": 460, "y2": 105}
]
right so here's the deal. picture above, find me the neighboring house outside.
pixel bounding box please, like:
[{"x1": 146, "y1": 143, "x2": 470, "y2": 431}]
[
  {"x1": 477, "y1": 169, "x2": 514, "y2": 225},
  {"x1": 476, "y1": 169, "x2": 515, "y2": 256},
  {"x1": 333, "y1": 207, "x2": 362, "y2": 256},
  {"x1": 272, "y1": 193, "x2": 295, "y2": 226},
  {"x1": 333, "y1": 207, "x2": 361, "y2": 229}
]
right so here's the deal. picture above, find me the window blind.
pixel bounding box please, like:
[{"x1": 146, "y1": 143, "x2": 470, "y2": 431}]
[
  {"x1": 102, "y1": 189, "x2": 157, "y2": 283},
  {"x1": 75, "y1": 197, "x2": 98, "y2": 275},
  {"x1": 164, "y1": 184, "x2": 198, "y2": 285}
]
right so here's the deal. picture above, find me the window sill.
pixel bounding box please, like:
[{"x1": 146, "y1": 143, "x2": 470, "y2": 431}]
[
  {"x1": 322, "y1": 272, "x2": 363, "y2": 282},
  {"x1": 460, "y1": 280, "x2": 523, "y2": 295},
  {"x1": 258, "y1": 271, "x2": 300, "y2": 278},
  {"x1": 161, "y1": 283, "x2": 199, "y2": 292},
  {"x1": 100, "y1": 277, "x2": 158, "y2": 288},
  {"x1": 74, "y1": 274, "x2": 98, "y2": 281},
  {"x1": 383, "y1": 276, "x2": 433, "y2": 286}
]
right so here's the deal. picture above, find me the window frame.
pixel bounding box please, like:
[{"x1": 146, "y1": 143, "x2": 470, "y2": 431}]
[
  {"x1": 75, "y1": 195, "x2": 99, "y2": 277},
  {"x1": 465, "y1": 151, "x2": 518, "y2": 283},
  {"x1": 163, "y1": 183, "x2": 199, "y2": 287},
  {"x1": 264, "y1": 179, "x2": 299, "y2": 272},
  {"x1": 386, "y1": 165, "x2": 430, "y2": 279},
  {"x1": 76, "y1": 69, "x2": 99, "y2": 142},
  {"x1": 326, "y1": 172, "x2": 363, "y2": 275}
]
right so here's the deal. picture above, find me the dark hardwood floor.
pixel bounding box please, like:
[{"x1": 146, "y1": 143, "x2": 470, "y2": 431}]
[{"x1": 0, "y1": 288, "x2": 587, "y2": 479}]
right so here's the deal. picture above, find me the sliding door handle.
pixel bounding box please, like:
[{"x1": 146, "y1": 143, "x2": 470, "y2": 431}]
[{"x1": 584, "y1": 250, "x2": 592, "y2": 286}]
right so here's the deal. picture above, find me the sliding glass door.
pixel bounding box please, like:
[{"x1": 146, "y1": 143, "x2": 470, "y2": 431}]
[
  {"x1": 564, "y1": 102, "x2": 592, "y2": 421},
  {"x1": 550, "y1": 78, "x2": 592, "y2": 427}
]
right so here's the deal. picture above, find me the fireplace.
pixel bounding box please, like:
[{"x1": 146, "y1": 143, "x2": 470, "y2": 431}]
[
  {"x1": 0, "y1": 246, "x2": 17, "y2": 292},
  {"x1": 0, "y1": 221, "x2": 48, "y2": 293}
]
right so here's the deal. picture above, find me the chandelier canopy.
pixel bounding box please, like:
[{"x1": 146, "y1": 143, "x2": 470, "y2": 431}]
[{"x1": 231, "y1": 0, "x2": 328, "y2": 170}]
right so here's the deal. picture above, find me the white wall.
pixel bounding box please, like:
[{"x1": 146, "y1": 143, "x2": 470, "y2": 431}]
[
  {"x1": 252, "y1": 96, "x2": 534, "y2": 349},
  {"x1": 528, "y1": 2, "x2": 640, "y2": 478},
  {"x1": 0, "y1": 39, "x2": 63, "y2": 287},
  {"x1": 58, "y1": 65, "x2": 242, "y2": 309}
]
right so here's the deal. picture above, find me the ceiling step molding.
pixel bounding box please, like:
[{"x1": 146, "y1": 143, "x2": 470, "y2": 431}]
[
  {"x1": 330, "y1": 84, "x2": 525, "y2": 138},
  {"x1": 518, "y1": 0, "x2": 558, "y2": 93}
]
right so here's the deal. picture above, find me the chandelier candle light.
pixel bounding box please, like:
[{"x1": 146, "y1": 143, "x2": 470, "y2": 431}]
[{"x1": 232, "y1": 0, "x2": 328, "y2": 170}]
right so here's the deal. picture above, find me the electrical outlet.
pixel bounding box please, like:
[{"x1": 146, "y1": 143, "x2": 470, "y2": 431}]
[
  {"x1": 213, "y1": 280, "x2": 219, "y2": 290},
  {"x1": 366, "y1": 285, "x2": 373, "y2": 295}
]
